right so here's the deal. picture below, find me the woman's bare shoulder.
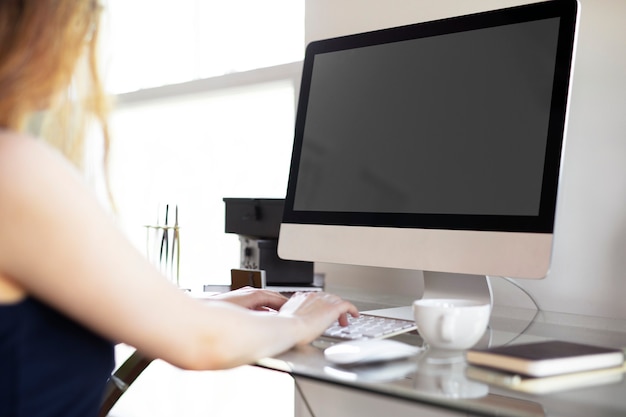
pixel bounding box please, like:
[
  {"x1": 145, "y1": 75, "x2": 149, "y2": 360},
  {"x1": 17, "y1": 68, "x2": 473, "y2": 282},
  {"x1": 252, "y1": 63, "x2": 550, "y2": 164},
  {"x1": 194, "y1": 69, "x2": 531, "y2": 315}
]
[
  {"x1": 0, "y1": 130, "x2": 73, "y2": 191},
  {"x1": 0, "y1": 130, "x2": 34, "y2": 181},
  {"x1": 0, "y1": 131, "x2": 44, "y2": 300},
  {"x1": 0, "y1": 129, "x2": 50, "y2": 156},
  {"x1": 0, "y1": 129, "x2": 43, "y2": 168}
]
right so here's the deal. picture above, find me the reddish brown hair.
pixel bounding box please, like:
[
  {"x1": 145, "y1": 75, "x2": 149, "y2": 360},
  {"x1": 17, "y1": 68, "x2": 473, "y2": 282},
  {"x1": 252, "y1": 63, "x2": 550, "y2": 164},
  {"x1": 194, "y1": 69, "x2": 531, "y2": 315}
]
[{"x1": 0, "y1": 0, "x2": 111, "y2": 177}]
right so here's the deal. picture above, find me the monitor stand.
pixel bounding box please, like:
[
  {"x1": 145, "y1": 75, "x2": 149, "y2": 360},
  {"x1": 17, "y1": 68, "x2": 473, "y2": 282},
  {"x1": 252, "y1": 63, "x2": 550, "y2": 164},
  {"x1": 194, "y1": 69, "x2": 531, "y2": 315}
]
[
  {"x1": 421, "y1": 271, "x2": 492, "y2": 306},
  {"x1": 362, "y1": 271, "x2": 493, "y2": 321}
]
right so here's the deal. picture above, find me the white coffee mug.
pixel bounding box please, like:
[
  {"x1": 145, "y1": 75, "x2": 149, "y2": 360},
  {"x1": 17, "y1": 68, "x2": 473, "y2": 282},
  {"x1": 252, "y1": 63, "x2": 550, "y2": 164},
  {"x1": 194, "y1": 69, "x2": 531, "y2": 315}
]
[{"x1": 413, "y1": 298, "x2": 491, "y2": 350}]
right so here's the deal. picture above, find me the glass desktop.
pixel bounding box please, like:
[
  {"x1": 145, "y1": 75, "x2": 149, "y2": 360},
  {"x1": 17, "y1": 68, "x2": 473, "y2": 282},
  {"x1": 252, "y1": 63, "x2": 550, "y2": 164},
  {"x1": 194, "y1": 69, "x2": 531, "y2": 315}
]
[{"x1": 258, "y1": 297, "x2": 626, "y2": 417}]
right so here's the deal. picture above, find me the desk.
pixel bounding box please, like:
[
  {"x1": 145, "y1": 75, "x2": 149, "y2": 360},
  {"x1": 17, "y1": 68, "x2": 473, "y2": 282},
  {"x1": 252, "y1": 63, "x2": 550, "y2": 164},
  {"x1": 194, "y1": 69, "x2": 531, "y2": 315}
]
[{"x1": 258, "y1": 300, "x2": 626, "y2": 417}]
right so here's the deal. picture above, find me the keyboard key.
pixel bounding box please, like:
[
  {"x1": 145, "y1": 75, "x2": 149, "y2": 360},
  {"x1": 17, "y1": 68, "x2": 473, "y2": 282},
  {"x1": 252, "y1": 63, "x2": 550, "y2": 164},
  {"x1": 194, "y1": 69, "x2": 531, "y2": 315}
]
[{"x1": 322, "y1": 314, "x2": 416, "y2": 341}]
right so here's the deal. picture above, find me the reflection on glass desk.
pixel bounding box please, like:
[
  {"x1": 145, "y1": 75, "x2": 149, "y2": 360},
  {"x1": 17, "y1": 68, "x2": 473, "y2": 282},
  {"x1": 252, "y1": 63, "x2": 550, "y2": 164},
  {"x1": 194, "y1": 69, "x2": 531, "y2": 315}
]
[{"x1": 257, "y1": 305, "x2": 626, "y2": 417}]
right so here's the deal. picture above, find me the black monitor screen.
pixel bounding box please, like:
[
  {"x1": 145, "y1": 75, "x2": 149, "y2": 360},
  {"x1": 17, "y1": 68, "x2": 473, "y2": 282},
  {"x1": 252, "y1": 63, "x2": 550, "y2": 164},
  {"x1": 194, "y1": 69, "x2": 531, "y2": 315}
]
[{"x1": 284, "y1": 0, "x2": 577, "y2": 233}]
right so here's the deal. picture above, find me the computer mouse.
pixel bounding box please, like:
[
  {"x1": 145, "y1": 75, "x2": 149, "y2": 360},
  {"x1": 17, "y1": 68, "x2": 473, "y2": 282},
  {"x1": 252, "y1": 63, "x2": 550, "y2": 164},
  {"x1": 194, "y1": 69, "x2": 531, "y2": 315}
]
[
  {"x1": 324, "y1": 339, "x2": 422, "y2": 365},
  {"x1": 324, "y1": 359, "x2": 418, "y2": 382}
]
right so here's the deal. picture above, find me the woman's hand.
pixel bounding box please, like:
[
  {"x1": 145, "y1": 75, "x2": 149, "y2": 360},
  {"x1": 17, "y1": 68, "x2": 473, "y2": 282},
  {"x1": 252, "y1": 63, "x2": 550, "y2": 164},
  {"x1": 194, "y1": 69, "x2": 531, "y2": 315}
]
[
  {"x1": 208, "y1": 287, "x2": 289, "y2": 312},
  {"x1": 278, "y1": 291, "x2": 359, "y2": 346}
]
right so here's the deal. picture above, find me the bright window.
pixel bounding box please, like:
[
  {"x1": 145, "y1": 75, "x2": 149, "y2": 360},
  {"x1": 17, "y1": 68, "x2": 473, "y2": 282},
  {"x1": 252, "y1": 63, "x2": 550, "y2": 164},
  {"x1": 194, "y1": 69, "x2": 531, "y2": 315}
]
[
  {"x1": 103, "y1": 2, "x2": 304, "y2": 289},
  {"x1": 104, "y1": 0, "x2": 304, "y2": 93},
  {"x1": 110, "y1": 79, "x2": 298, "y2": 289}
]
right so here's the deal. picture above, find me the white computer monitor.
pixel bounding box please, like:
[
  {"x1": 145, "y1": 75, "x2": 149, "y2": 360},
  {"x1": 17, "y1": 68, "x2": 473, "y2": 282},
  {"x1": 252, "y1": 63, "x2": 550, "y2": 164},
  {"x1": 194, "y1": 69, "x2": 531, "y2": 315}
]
[{"x1": 278, "y1": 0, "x2": 579, "y2": 306}]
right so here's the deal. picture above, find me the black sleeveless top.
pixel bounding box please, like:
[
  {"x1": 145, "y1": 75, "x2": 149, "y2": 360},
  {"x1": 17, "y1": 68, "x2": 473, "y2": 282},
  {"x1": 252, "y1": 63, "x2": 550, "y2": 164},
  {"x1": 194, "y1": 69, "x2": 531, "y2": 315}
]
[{"x1": 0, "y1": 297, "x2": 114, "y2": 417}]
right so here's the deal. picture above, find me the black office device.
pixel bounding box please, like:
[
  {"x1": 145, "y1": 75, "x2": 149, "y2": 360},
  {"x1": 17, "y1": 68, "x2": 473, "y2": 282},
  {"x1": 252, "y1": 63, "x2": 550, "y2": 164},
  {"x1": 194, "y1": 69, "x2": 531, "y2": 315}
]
[{"x1": 224, "y1": 198, "x2": 314, "y2": 286}]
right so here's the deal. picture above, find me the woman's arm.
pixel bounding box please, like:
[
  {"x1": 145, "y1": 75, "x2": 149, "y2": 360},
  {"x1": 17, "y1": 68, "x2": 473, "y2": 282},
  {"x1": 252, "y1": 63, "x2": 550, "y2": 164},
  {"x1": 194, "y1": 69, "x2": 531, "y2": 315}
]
[{"x1": 0, "y1": 133, "x2": 358, "y2": 370}]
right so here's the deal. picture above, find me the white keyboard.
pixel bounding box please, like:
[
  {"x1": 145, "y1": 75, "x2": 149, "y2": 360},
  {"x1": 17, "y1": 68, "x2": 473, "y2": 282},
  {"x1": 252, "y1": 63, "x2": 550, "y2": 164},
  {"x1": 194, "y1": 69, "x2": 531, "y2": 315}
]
[{"x1": 323, "y1": 314, "x2": 417, "y2": 340}]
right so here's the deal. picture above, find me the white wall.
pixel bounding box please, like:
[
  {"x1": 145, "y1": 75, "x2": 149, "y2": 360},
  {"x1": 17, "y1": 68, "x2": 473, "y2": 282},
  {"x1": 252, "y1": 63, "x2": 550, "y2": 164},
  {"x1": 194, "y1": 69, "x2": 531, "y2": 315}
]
[{"x1": 305, "y1": 0, "x2": 626, "y2": 319}]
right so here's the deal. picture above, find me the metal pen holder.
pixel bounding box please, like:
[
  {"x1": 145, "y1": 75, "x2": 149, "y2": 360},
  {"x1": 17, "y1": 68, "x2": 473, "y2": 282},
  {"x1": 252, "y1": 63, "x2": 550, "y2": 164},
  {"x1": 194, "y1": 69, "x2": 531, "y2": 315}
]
[{"x1": 145, "y1": 204, "x2": 180, "y2": 286}]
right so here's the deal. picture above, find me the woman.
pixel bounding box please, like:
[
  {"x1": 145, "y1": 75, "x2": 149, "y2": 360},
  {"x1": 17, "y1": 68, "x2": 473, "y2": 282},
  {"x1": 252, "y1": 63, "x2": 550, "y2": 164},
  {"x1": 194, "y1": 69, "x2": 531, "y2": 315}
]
[{"x1": 0, "y1": 2, "x2": 359, "y2": 416}]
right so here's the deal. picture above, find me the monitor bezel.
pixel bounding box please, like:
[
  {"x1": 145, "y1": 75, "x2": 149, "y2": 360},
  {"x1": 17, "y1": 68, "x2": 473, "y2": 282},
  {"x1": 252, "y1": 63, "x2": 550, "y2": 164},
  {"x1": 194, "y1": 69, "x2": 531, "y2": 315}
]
[{"x1": 282, "y1": 0, "x2": 578, "y2": 234}]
